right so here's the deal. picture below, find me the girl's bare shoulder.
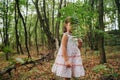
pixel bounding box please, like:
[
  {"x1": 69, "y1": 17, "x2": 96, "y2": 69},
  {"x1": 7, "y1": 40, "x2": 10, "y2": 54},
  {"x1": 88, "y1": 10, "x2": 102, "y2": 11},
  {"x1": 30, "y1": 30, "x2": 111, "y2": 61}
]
[{"x1": 61, "y1": 33, "x2": 69, "y2": 44}]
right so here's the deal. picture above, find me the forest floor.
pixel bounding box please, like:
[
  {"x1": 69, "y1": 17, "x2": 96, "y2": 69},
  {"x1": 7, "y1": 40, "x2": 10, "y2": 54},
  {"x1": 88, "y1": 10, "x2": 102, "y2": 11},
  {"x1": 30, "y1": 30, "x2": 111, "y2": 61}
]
[{"x1": 0, "y1": 46, "x2": 120, "y2": 80}]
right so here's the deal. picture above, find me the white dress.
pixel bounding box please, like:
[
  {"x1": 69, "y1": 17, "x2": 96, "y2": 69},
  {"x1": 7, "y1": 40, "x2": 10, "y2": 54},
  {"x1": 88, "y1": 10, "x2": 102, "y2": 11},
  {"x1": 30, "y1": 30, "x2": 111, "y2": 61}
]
[{"x1": 51, "y1": 32, "x2": 85, "y2": 78}]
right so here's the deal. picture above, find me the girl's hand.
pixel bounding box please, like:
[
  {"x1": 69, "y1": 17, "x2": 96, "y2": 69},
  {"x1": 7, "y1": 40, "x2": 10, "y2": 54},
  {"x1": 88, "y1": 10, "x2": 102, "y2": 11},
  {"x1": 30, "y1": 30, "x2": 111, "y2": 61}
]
[
  {"x1": 65, "y1": 60, "x2": 72, "y2": 68},
  {"x1": 78, "y1": 38, "x2": 83, "y2": 49}
]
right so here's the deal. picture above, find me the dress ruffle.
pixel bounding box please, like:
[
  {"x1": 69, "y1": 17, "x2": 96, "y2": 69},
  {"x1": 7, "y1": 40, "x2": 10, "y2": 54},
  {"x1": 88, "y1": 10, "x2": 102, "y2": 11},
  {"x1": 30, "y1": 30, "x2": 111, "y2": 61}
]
[{"x1": 51, "y1": 33, "x2": 85, "y2": 78}]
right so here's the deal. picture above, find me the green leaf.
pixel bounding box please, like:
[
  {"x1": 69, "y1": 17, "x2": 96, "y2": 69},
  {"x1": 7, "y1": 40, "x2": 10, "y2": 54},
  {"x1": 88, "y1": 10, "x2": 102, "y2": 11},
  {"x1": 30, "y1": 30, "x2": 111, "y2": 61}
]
[
  {"x1": 92, "y1": 64, "x2": 109, "y2": 73},
  {"x1": 111, "y1": 73, "x2": 119, "y2": 77},
  {"x1": 3, "y1": 46, "x2": 13, "y2": 53}
]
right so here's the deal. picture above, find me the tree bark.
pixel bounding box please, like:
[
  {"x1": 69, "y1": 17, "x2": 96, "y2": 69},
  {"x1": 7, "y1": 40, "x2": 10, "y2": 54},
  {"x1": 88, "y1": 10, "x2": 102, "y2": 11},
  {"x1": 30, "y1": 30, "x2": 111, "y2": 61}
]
[
  {"x1": 88, "y1": 0, "x2": 94, "y2": 50},
  {"x1": 34, "y1": 0, "x2": 55, "y2": 59},
  {"x1": 15, "y1": 0, "x2": 31, "y2": 58},
  {"x1": 98, "y1": 0, "x2": 106, "y2": 63},
  {"x1": 15, "y1": 3, "x2": 20, "y2": 54},
  {"x1": 64, "y1": 0, "x2": 66, "y2": 7},
  {"x1": 43, "y1": 0, "x2": 49, "y2": 29},
  {"x1": 55, "y1": 0, "x2": 63, "y2": 47},
  {"x1": 52, "y1": 0, "x2": 55, "y2": 37},
  {"x1": 115, "y1": 0, "x2": 120, "y2": 30},
  {"x1": 14, "y1": 3, "x2": 24, "y2": 54},
  {"x1": 2, "y1": 0, "x2": 9, "y2": 60},
  {"x1": 0, "y1": 30, "x2": 3, "y2": 43},
  {"x1": 35, "y1": 18, "x2": 39, "y2": 55}
]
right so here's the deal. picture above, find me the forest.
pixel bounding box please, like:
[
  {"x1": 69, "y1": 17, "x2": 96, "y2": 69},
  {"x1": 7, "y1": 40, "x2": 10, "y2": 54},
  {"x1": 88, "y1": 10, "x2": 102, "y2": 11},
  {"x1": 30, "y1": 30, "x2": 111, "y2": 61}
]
[{"x1": 0, "y1": 0, "x2": 120, "y2": 80}]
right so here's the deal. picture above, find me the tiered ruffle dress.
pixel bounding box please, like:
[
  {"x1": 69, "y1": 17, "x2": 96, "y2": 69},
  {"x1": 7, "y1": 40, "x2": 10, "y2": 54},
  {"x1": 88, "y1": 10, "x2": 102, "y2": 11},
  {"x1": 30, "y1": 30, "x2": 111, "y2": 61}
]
[{"x1": 52, "y1": 32, "x2": 85, "y2": 78}]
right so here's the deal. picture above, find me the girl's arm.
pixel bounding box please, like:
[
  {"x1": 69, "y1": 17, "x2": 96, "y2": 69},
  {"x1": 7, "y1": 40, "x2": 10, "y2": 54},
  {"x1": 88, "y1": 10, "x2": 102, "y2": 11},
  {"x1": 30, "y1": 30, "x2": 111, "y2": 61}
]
[{"x1": 61, "y1": 34, "x2": 68, "y2": 62}]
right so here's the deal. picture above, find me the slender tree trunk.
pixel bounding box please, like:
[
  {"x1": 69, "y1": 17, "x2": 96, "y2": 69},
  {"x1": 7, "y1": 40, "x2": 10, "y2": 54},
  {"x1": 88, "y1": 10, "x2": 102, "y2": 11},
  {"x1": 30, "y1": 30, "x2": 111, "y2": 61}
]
[
  {"x1": 64, "y1": 0, "x2": 66, "y2": 7},
  {"x1": 88, "y1": 0, "x2": 94, "y2": 50},
  {"x1": 98, "y1": 0, "x2": 106, "y2": 63},
  {"x1": 88, "y1": 0, "x2": 99, "y2": 50},
  {"x1": 94, "y1": 28, "x2": 99, "y2": 50},
  {"x1": 19, "y1": 43, "x2": 24, "y2": 54},
  {"x1": 2, "y1": 0, "x2": 5, "y2": 46},
  {"x1": 43, "y1": 0, "x2": 49, "y2": 29},
  {"x1": 28, "y1": 15, "x2": 33, "y2": 47},
  {"x1": 15, "y1": 4, "x2": 20, "y2": 54},
  {"x1": 2, "y1": 0, "x2": 5, "y2": 45},
  {"x1": 34, "y1": 0, "x2": 55, "y2": 59},
  {"x1": 35, "y1": 18, "x2": 39, "y2": 55},
  {"x1": 52, "y1": 0, "x2": 55, "y2": 37},
  {"x1": 115, "y1": 0, "x2": 120, "y2": 30},
  {"x1": 5, "y1": 0, "x2": 8, "y2": 60},
  {"x1": 46, "y1": 3, "x2": 50, "y2": 26},
  {"x1": 87, "y1": 31, "x2": 94, "y2": 50},
  {"x1": 5, "y1": 0, "x2": 9, "y2": 47},
  {"x1": 55, "y1": 0, "x2": 63, "y2": 46},
  {"x1": 14, "y1": 4, "x2": 24, "y2": 54},
  {"x1": 3, "y1": 0, "x2": 9, "y2": 60},
  {"x1": 0, "y1": 31, "x2": 3, "y2": 43},
  {"x1": 15, "y1": 0, "x2": 31, "y2": 58},
  {"x1": 25, "y1": 0, "x2": 32, "y2": 47},
  {"x1": 28, "y1": 15, "x2": 35, "y2": 47},
  {"x1": 25, "y1": 0, "x2": 28, "y2": 22},
  {"x1": 93, "y1": 0, "x2": 99, "y2": 50},
  {"x1": 28, "y1": 23, "x2": 31, "y2": 47}
]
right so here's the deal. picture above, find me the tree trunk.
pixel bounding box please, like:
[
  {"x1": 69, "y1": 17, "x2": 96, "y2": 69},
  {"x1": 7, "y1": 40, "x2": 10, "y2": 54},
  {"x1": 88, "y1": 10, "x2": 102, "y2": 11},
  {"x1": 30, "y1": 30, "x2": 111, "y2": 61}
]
[
  {"x1": 0, "y1": 31, "x2": 3, "y2": 43},
  {"x1": 15, "y1": 4, "x2": 20, "y2": 54},
  {"x1": 98, "y1": 0, "x2": 106, "y2": 63},
  {"x1": 93, "y1": 0, "x2": 99, "y2": 50},
  {"x1": 34, "y1": 0, "x2": 55, "y2": 59},
  {"x1": 3, "y1": 0, "x2": 9, "y2": 60},
  {"x1": 43, "y1": 0, "x2": 49, "y2": 29},
  {"x1": 14, "y1": 4, "x2": 24, "y2": 54},
  {"x1": 88, "y1": 0, "x2": 94, "y2": 50},
  {"x1": 64, "y1": 0, "x2": 66, "y2": 7},
  {"x1": 35, "y1": 18, "x2": 39, "y2": 55},
  {"x1": 115, "y1": 0, "x2": 120, "y2": 30},
  {"x1": 55, "y1": 0, "x2": 63, "y2": 47},
  {"x1": 52, "y1": 0, "x2": 55, "y2": 37},
  {"x1": 25, "y1": 0, "x2": 32, "y2": 47},
  {"x1": 15, "y1": 0, "x2": 31, "y2": 58},
  {"x1": 28, "y1": 23, "x2": 31, "y2": 47}
]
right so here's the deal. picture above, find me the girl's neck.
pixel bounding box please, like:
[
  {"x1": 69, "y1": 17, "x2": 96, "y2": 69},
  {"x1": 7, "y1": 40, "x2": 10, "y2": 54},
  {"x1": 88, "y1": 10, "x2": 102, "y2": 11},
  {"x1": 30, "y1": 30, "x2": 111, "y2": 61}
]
[{"x1": 66, "y1": 31, "x2": 72, "y2": 35}]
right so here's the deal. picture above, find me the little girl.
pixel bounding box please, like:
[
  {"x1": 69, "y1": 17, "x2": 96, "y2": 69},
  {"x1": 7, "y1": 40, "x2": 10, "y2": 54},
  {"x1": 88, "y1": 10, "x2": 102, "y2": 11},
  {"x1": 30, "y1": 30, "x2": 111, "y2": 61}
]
[{"x1": 52, "y1": 17, "x2": 85, "y2": 80}]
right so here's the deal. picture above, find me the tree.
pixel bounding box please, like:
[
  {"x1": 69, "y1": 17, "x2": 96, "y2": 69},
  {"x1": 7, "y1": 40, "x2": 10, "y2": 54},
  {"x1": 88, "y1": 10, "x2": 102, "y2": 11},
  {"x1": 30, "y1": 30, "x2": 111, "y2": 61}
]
[
  {"x1": 52, "y1": 0, "x2": 55, "y2": 37},
  {"x1": 33, "y1": 0, "x2": 56, "y2": 59},
  {"x1": 15, "y1": 0, "x2": 31, "y2": 58},
  {"x1": 115, "y1": 0, "x2": 120, "y2": 30},
  {"x1": 55, "y1": 0, "x2": 63, "y2": 47},
  {"x1": 34, "y1": 18, "x2": 39, "y2": 55},
  {"x1": 14, "y1": 3, "x2": 24, "y2": 54},
  {"x1": 98, "y1": 0, "x2": 106, "y2": 63},
  {"x1": 2, "y1": 0, "x2": 10, "y2": 60}
]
